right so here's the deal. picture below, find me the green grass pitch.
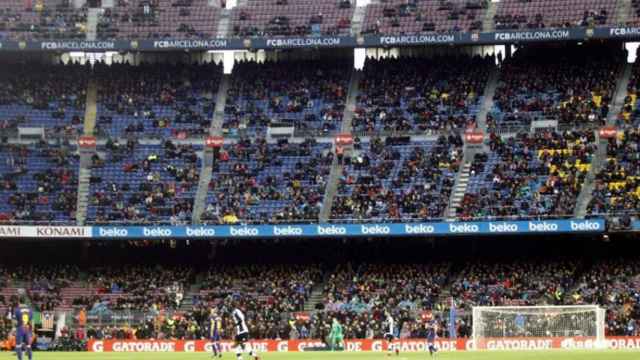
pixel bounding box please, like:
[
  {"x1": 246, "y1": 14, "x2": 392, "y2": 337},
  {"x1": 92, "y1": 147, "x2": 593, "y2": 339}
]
[{"x1": 4, "y1": 352, "x2": 639, "y2": 360}]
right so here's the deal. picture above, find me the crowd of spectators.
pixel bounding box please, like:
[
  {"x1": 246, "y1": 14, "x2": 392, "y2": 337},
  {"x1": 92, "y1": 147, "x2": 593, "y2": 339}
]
[
  {"x1": 589, "y1": 128, "x2": 640, "y2": 217},
  {"x1": 0, "y1": 61, "x2": 88, "y2": 136},
  {"x1": 490, "y1": 45, "x2": 620, "y2": 131},
  {"x1": 331, "y1": 135, "x2": 463, "y2": 222},
  {"x1": 493, "y1": 0, "x2": 614, "y2": 30},
  {"x1": 457, "y1": 130, "x2": 596, "y2": 220},
  {"x1": 224, "y1": 59, "x2": 349, "y2": 137},
  {"x1": 231, "y1": 0, "x2": 353, "y2": 37},
  {"x1": 88, "y1": 139, "x2": 201, "y2": 224},
  {"x1": 354, "y1": 55, "x2": 493, "y2": 134},
  {"x1": 94, "y1": 61, "x2": 222, "y2": 139},
  {"x1": 1, "y1": 257, "x2": 639, "y2": 340},
  {"x1": 97, "y1": 0, "x2": 221, "y2": 40},
  {"x1": 0, "y1": 0, "x2": 86, "y2": 41},
  {"x1": 362, "y1": 0, "x2": 487, "y2": 35},
  {"x1": 0, "y1": 141, "x2": 79, "y2": 224},
  {"x1": 201, "y1": 138, "x2": 332, "y2": 224}
]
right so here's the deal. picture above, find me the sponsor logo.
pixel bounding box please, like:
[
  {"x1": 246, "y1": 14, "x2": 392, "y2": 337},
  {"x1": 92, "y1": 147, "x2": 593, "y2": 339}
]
[
  {"x1": 78, "y1": 136, "x2": 97, "y2": 148},
  {"x1": 608, "y1": 338, "x2": 640, "y2": 349},
  {"x1": 153, "y1": 39, "x2": 228, "y2": 49},
  {"x1": 599, "y1": 126, "x2": 617, "y2": 139},
  {"x1": 185, "y1": 227, "x2": 216, "y2": 237},
  {"x1": 41, "y1": 41, "x2": 115, "y2": 50},
  {"x1": 91, "y1": 341, "x2": 104, "y2": 352},
  {"x1": 494, "y1": 30, "x2": 570, "y2": 41},
  {"x1": 404, "y1": 224, "x2": 435, "y2": 234},
  {"x1": 471, "y1": 33, "x2": 480, "y2": 42},
  {"x1": 243, "y1": 38, "x2": 252, "y2": 48},
  {"x1": 273, "y1": 226, "x2": 303, "y2": 236},
  {"x1": 205, "y1": 136, "x2": 224, "y2": 148},
  {"x1": 19, "y1": 41, "x2": 26, "y2": 50},
  {"x1": 98, "y1": 227, "x2": 128, "y2": 237},
  {"x1": 142, "y1": 227, "x2": 172, "y2": 237},
  {"x1": 266, "y1": 37, "x2": 341, "y2": 48},
  {"x1": 528, "y1": 222, "x2": 559, "y2": 232},
  {"x1": 448, "y1": 223, "x2": 479, "y2": 233},
  {"x1": 112, "y1": 341, "x2": 176, "y2": 352},
  {"x1": 361, "y1": 225, "x2": 390, "y2": 235},
  {"x1": 0, "y1": 42, "x2": 2, "y2": 49},
  {"x1": 0, "y1": 226, "x2": 21, "y2": 237},
  {"x1": 229, "y1": 227, "x2": 259, "y2": 236},
  {"x1": 130, "y1": 40, "x2": 139, "y2": 49},
  {"x1": 488, "y1": 222, "x2": 519, "y2": 232},
  {"x1": 36, "y1": 226, "x2": 89, "y2": 237},
  {"x1": 570, "y1": 220, "x2": 601, "y2": 231},
  {"x1": 379, "y1": 34, "x2": 455, "y2": 45},
  {"x1": 485, "y1": 339, "x2": 552, "y2": 351},
  {"x1": 316, "y1": 225, "x2": 347, "y2": 235},
  {"x1": 609, "y1": 27, "x2": 640, "y2": 37}
]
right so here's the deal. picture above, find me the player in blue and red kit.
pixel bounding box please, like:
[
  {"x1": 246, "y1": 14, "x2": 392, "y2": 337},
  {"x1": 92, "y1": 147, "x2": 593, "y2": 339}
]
[
  {"x1": 14, "y1": 300, "x2": 34, "y2": 360},
  {"x1": 426, "y1": 321, "x2": 438, "y2": 358},
  {"x1": 208, "y1": 309, "x2": 222, "y2": 358}
]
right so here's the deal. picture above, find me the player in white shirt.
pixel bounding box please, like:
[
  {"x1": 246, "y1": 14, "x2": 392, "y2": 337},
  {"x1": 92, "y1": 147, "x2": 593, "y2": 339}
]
[
  {"x1": 232, "y1": 303, "x2": 259, "y2": 360},
  {"x1": 384, "y1": 310, "x2": 399, "y2": 356}
]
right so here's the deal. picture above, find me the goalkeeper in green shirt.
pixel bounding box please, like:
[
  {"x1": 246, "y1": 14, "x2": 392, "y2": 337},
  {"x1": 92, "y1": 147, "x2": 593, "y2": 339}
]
[{"x1": 328, "y1": 318, "x2": 344, "y2": 351}]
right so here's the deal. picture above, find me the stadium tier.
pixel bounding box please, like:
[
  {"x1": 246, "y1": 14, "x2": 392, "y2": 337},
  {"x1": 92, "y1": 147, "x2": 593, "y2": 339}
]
[
  {"x1": 354, "y1": 55, "x2": 493, "y2": 134},
  {"x1": 223, "y1": 59, "x2": 349, "y2": 137},
  {"x1": 331, "y1": 136, "x2": 462, "y2": 222},
  {"x1": 201, "y1": 138, "x2": 332, "y2": 224}
]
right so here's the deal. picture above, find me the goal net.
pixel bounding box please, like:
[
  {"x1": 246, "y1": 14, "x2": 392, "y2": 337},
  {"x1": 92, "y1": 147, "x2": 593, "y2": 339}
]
[{"x1": 472, "y1": 305, "x2": 606, "y2": 350}]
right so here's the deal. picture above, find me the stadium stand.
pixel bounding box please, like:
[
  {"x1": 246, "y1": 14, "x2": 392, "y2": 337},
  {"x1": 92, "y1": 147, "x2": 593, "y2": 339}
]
[
  {"x1": 353, "y1": 55, "x2": 493, "y2": 134},
  {"x1": 94, "y1": 62, "x2": 222, "y2": 139},
  {"x1": 201, "y1": 138, "x2": 332, "y2": 224},
  {"x1": 0, "y1": 0, "x2": 87, "y2": 41},
  {"x1": 223, "y1": 59, "x2": 350, "y2": 137},
  {"x1": 0, "y1": 142, "x2": 79, "y2": 224},
  {"x1": 87, "y1": 140, "x2": 201, "y2": 224},
  {"x1": 494, "y1": 0, "x2": 616, "y2": 30},
  {"x1": 331, "y1": 135, "x2": 463, "y2": 222},
  {"x1": 361, "y1": 0, "x2": 487, "y2": 35},
  {"x1": 456, "y1": 130, "x2": 596, "y2": 220},
  {"x1": 96, "y1": 0, "x2": 221, "y2": 40},
  {"x1": 490, "y1": 45, "x2": 621, "y2": 131},
  {"x1": 231, "y1": 0, "x2": 354, "y2": 37},
  {"x1": 0, "y1": 62, "x2": 88, "y2": 136},
  {"x1": 589, "y1": 128, "x2": 640, "y2": 218}
]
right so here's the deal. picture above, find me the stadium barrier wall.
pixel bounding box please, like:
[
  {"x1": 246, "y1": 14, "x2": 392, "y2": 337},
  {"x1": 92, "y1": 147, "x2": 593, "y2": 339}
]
[
  {"x1": 0, "y1": 219, "x2": 604, "y2": 239},
  {"x1": 86, "y1": 337, "x2": 640, "y2": 352},
  {"x1": 0, "y1": 27, "x2": 638, "y2": 52}
]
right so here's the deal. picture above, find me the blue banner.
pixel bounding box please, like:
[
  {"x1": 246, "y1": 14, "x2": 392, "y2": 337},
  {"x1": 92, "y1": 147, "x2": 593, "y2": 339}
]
[
  {"x1": 0, "y1": 26, "x2": 635, "y2": 53},
  {"x1": 91, "y1": 218, "x2": 604, "y2": 239}
]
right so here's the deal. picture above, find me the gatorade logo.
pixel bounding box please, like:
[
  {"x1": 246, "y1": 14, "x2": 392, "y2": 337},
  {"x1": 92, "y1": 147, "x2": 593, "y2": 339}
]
[{"x1": 92, "y1": 341, "x2": 104, "y2": 352}]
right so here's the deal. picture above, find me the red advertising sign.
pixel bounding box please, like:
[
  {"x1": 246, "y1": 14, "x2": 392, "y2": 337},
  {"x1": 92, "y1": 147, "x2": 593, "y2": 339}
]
[
  {"x1": 205, "y1": 136, "x2": 224, "y2": 148},
  {"x1": 464, "y1": 130, "x2": 484, "y2": 144},
  {"x1": 78, "y1": 136, "x2": 97, "y2": 148},
  {"x1": 599, "y1": 126, "x2": 617, "y2": 139},
  {"x1": 335, "y1": 133, "x2": 353, "y2": 146},
  {"x1": 87, "y1": 337, "x2": 640, "y2": 352}
]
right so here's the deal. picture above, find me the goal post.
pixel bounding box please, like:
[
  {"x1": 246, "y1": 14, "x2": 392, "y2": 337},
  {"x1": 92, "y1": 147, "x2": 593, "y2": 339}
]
[{"x1": 472, "y1": 305, "x2": 606, "y2": 350}]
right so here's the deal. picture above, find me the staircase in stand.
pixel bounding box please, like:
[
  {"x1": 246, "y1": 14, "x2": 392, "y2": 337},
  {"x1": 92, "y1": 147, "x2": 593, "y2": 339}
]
[
  {"x1": 574, "y1": 62, "x2": 633, "y2": 218},
  {"x1": 319, "y1": 70, "x2": 361, "y2": 222}
]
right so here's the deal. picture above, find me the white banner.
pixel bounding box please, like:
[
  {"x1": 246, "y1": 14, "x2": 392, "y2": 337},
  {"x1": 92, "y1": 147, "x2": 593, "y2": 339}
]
[{"x1": 0, "y1": 226, "x2": 92, "y2": 238}]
